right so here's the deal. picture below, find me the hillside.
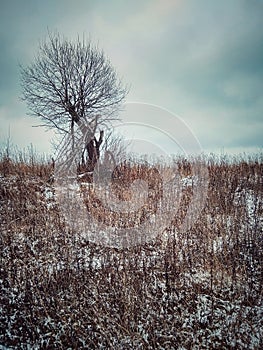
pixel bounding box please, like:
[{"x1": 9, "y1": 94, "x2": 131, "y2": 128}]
[{"x1": 0, "y1": 153, "x2": 262, "y2": 349}]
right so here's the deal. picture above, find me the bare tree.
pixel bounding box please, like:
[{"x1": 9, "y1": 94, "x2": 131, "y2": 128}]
[
  {"x1": 80, "y1": 130, "x2": 104, "y2": 171},
  {"x1": 20, "y1": 32, "x2": 128, "y2": 169}
]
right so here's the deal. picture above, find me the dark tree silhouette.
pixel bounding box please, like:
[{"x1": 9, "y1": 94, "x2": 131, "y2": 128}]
[
  {"x1": 20, "y1": 32, "x2": 127, "y2": 169},
  {"x1": 82, "y1": 130, "x2": 104, "y2": 171}
]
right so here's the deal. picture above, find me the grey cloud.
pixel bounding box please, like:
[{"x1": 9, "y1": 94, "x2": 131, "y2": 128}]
[
  {"x1": 0, "y1": 0, "x2": 262, "y2": 154},
  {"x1": 0, "y1": 38, "x2": 18, "y2": 103},
  {"x1": 142, "y1": 1, "x2": 263, "y2": 97}
]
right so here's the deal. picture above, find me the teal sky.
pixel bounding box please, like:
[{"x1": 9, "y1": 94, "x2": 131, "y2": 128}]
[{"x1": 0, "y1": 0, "x2": 262, "y2": 156}]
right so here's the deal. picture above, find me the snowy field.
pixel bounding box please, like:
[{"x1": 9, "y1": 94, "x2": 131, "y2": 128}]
[{"x1": 0, "y1": 156, "x2": 262, "y2": 349}]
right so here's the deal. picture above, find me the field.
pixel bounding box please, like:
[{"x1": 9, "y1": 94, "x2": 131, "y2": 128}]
[{"x1": 0, "y1": 150, "x2": 262, "y2": 349}]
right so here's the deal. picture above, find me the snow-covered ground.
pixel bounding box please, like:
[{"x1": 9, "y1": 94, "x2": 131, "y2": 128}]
[{"x1": 0, "y1": 168, "x2": 262, "y2": 349}]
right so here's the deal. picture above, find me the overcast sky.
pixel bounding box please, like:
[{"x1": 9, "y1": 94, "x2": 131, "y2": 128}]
[{"x1": 0, "y1": 0, "x2": 262, "y2": 157}]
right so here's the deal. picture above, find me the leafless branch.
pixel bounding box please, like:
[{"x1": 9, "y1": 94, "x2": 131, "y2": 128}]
[{"x1": 20, "y1": 32, "x2": 128, "y2": 140}]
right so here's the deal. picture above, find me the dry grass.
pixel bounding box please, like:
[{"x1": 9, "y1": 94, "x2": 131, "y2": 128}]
[{"x1": 0, "y1": 149, "x2": 262, "y2": 349}]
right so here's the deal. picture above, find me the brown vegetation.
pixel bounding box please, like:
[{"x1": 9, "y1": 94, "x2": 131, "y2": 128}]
[{"x1": 0, "y1": 151, "x2": 262, "y2": 349}]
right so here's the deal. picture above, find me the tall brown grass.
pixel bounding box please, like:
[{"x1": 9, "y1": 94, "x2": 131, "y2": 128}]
[{"x1": 0, "y1": 149, "x2": 262, "y2": 349}]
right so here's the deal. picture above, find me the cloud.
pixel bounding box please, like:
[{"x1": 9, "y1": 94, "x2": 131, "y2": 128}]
[
  {"x1": 0, "y1": 102, "x2": 55, "y2": 154},
  {"x1": 0, "y1": 0, "x2": 262, "y2": 155}
]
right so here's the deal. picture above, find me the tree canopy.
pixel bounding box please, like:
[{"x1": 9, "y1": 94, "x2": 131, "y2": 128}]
[{"x1": 20, "y1": 33, "x2": 128, "y2": 137}]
